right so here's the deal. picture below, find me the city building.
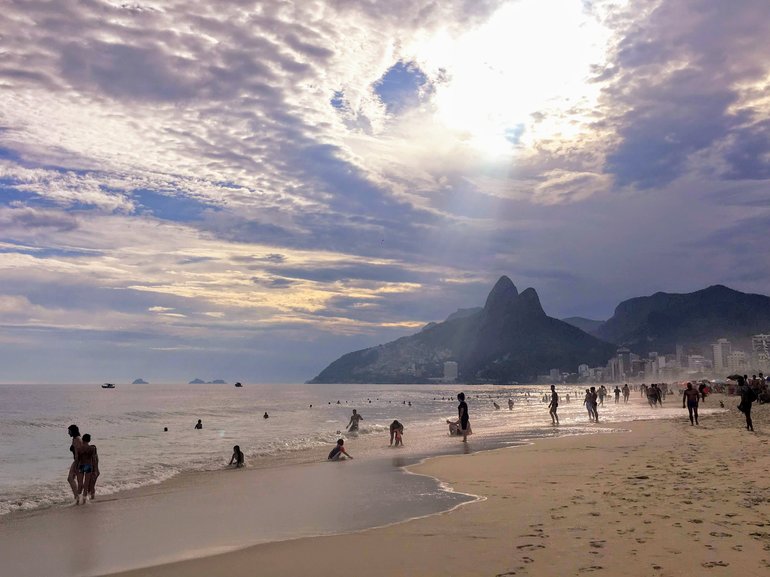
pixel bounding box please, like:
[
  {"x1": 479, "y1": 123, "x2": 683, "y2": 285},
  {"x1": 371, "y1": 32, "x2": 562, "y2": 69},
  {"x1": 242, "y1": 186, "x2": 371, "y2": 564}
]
[
  {"x1": 687, "y1": 355, "x2": 712, "y2": 373},
  {"x1": 443, "y1": 361, "x2": 458, "y2": 381},
  {"x1": 752, "y1": 334, "x2": 770, "y2": 372},
  {"x1": 616, "y1": 347, "x2": 631, "y2": 379},
  {"x1": 727, "y1": 351, "x2": 750, "y2": 373},
  {"x1": 549, "y1": 368, "x2": 561, "y2": 382},
  {"x1": 712, "y1": 338, "x2": 731, "y2": 375}
]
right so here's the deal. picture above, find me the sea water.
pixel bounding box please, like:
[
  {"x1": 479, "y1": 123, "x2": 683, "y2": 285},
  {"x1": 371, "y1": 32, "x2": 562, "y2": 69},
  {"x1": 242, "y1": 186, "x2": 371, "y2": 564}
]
[{"x1": 0, "y1": 382, "x2": 715, "y2": 517}]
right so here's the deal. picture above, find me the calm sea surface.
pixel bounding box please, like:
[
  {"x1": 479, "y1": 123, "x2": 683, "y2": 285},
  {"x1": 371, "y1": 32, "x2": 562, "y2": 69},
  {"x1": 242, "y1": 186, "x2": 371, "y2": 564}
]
[{"x1": 0, "y1": 382, "x2": 712, "y2": 517}]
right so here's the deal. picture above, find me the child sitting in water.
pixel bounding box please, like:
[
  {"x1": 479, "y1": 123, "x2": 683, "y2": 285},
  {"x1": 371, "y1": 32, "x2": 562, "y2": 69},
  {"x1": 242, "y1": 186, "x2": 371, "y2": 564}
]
[
  {"x1": 229, "y1": 445, "x2": 244, "y2": 468},
  {"x1": 328, "y1": 439, "x2": 353, "y2": 461}
]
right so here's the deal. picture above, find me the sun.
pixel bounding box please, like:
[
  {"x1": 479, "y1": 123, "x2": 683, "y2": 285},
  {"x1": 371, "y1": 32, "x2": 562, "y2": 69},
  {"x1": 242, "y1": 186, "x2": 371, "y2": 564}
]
[{"x1": 411, "y1": 0, "x2": 614, "y2": 156}]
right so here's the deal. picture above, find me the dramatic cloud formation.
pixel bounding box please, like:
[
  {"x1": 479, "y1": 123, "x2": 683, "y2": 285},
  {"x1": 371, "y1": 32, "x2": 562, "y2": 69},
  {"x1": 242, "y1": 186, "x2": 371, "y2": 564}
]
[{"x1": 0, "y1": 0, "x2": 768, "y2": 382}]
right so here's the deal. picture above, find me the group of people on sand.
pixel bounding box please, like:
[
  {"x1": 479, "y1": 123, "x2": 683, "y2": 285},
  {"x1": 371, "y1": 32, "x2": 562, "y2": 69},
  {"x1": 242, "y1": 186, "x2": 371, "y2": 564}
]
[{"x1": 66, "y1": 424, "x2": 100, "y2": 505}]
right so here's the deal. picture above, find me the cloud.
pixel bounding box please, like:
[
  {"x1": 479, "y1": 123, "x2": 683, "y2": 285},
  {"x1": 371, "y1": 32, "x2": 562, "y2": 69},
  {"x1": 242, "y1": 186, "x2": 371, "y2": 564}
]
[
  {"x1": 0, "y1": 0, "x2": 769, "y2": 382},
  {"x1": 600, "y1": 0, "x2": 770, "y2": 188}
]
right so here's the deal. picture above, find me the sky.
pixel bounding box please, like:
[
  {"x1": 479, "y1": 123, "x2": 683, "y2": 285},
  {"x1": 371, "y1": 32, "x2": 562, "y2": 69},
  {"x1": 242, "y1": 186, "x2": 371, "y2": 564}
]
[{"x1": 1, "y1": 0, "x2": 769, "y2": 383}]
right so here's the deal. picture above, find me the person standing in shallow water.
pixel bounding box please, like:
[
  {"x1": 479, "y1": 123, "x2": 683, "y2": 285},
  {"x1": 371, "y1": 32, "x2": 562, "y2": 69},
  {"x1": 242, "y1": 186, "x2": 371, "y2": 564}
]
[
  {"x1": 590, "y1": 387, "x2": 599, "y2": 422},
  {"x1": 548, "y1": 385, "x2": 559, "y2": 425},
  {"x1": 66, "y1": 424, "x2": 83, "y2": 504},
  {"x1": 682, "y1": 382, "x2": 700, "y2": 426},
  {"x1": 76, "y1": 433, "x2": 98, "y2": 504},
  {"x1": 457, "y1": 392, "x2": 470, "y2": 442},
  {"x1": 346, "y1": 409, "x2": 363, "y2": 432},
  {"x1": 583, "y1": 389, "x2": 594, "y2": 422}
]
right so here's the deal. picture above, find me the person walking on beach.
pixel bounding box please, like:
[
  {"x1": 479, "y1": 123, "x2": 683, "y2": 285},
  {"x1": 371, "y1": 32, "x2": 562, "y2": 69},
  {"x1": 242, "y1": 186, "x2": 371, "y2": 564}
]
[
  {"x1": 195, "y1": 419, "x2": 203, "y2": 429},
  {"x1": 328, "y1": 439, "x2": 353, "y2": 460},
  {"x1": 346, "y1": 409, "x2": 363, "y2": 433},
  {"x1": 548, "y1": 385, "x2": 559, "y2": 425},
  {"x1": 457, "y1": 392, "x2": 471, "y2": 442},
  {"x1": 682, "y1": 383, "x2": 700, "y2": 426},
  {"x1": 389, "y1": 420, "x2": 404, "y2": 446},
  {"x1": 508, "y1": 398, "x2": 514, "y2": 410},
  {"x1": 76, "y1": 434, "x2": 98, "y2": 504},
  {"x1": 613, "y1": 386, "x2": 621, "y2": 404},
  {"x1": 737, "y1": 376, "x2": 756, "y2": 432},
  {"x1": 622, "y1": 383, "x2": 630, "y2": 403},
  {"x1": 66, "y1": 424, "x2": 83, "y2": 504}
]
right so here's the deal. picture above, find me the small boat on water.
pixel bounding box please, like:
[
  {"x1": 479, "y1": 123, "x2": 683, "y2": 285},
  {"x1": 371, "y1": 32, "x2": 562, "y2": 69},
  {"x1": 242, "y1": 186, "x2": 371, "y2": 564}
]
[
  {"x1": 102, "y1": 383, "x2": 116, "y2": 389},
  {"x1": 234, "y1": 382, "x2": 243, "y2": 388}
]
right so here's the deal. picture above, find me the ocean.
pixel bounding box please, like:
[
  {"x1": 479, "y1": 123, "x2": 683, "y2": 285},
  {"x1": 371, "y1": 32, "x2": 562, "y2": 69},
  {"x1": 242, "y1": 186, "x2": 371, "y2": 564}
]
[{"x1": 0, "y1": 382, "x2": 709, "y2": 518}]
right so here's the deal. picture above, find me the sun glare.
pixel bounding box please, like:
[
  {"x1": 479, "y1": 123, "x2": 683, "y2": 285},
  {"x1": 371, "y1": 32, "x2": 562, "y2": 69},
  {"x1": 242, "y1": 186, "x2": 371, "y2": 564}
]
[{"x1": 412, "y1": 0, "x2": 612, "y2": 156}]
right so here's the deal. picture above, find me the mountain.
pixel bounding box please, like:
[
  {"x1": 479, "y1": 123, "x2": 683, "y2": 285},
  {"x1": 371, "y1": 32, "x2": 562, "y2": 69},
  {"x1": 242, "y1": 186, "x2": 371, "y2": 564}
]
[
  {"x1": 132, "y1": 378, "x2": 149, "y2": 384},
  {"x1": 310, "y1": 276, "x2": 616, "y2": 384},
  {"x1": 595, "y1": 285, "x2": 770, "y2": 354},
  {"x1": 562, "y1": 317, "x2": 604, "y2": 336},
  {"x1": 189, "y1": 378, "x2": 206, "y2": 384}
]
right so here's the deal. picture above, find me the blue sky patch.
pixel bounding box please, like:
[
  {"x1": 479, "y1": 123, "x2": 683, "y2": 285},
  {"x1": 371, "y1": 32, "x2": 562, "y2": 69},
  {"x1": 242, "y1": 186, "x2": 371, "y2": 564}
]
[
  {"x1": 330, "y1": 90, "x2": 346, "y2": 109},
  {"x1": 133, "y1": 190, "x2": 215, "y2": 222},
  {"x1": 374, "y1": 61, "x2": 430, "y2": 114},
  {"x1": 505, "y1": 124, "x2": 526, "y2": 145}
]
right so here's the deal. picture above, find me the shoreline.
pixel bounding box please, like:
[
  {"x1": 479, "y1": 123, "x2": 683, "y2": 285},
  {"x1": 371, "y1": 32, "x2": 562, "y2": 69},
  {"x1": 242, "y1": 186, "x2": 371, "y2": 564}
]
[
  {"x1": 98, "y1": 397, "x2": 770, "y2": 577},
  {"x1": 0, "y1": 395, "x2": 749, "y2": 577}
]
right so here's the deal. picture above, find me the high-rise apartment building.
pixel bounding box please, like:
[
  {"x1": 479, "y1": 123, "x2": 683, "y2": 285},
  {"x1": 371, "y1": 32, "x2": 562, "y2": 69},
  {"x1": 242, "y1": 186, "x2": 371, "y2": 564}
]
[
  {"x1": 712, "y1": 338, "x2": 732, "y2": 375},
  {"x1": 752, "y1": 334, "x2": 770, "y2": 371}
]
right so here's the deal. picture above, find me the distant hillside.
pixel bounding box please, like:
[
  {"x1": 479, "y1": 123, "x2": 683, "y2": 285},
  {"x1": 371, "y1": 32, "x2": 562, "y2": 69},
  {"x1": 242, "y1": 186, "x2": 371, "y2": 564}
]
[
  {"x1": 595, "y1": 285, "x2": 770, "y2": 354},
  {"x1": 310, "y1": 276, "x2": 616, "y2": 384},
  {"x1": 562, "y1": 317, "x2": 604, "y2": 336}
]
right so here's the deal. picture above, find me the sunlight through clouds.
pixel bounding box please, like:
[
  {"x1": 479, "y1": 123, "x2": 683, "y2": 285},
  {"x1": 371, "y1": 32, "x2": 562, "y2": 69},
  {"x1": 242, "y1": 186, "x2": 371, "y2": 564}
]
[
  {"x1": 0, "y1": 0, "x2": 769, "y2": 382},
  {"x1": 413, "y1": 0, "x2": 613, "y2": 155}
]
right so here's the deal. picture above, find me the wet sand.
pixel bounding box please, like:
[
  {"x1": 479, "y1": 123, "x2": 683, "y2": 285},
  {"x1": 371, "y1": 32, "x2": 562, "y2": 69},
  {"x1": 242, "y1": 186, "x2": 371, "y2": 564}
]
[
  {"x1": 100, "y1": 396, "x2": 770, "y2": 577},
  {"x1": 0, "y1": 452, "x2": 473, "y2": 577}
]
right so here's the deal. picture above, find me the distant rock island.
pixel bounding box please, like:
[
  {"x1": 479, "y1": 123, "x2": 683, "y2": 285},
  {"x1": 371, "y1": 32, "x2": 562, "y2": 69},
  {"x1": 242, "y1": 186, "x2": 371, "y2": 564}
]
[
  {"x1": 188, "y1": 378, "x2": 227, "y2": 384},
  {"x1": 132, "y1": 378, "x2": 149, "y2": 384},
  {"x1": 562, "y1": 285, "x2": 770, "y2": 354},
  {"x1": 310, "y1": 276, "x2": 616, "y2": 384}
]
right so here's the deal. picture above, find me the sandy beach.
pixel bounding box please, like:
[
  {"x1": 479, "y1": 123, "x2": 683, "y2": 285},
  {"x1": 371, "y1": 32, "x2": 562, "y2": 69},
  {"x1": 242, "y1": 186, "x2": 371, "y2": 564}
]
[
  {"x1": 2, "y1": 396, "x2": 767, "y2": 577},
  {"x1": 95, "y1": 398, "x2": 770, "y2": 577}
]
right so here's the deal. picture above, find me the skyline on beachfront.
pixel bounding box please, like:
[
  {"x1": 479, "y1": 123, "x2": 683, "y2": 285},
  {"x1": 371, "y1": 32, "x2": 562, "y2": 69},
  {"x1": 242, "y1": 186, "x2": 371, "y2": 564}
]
[{"x1": 1, "y1": 0, "x2": 769, "y2": 383}]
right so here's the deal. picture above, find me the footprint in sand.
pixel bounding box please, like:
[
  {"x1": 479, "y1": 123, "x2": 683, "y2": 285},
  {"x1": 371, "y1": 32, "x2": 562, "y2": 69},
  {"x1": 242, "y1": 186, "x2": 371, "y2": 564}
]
[
  {"x1": 709, "y1": 531, "x2": 732, "y2": 538},
  {"x1": 590, "y1": 540, "x2": 606, "y2": 549},
  {"x1": 689, "y1": 519, "x2": 704, "y2": 524},
  {"x1": 578, "y1": 565, "x2": 604, "y2": 572},
  {"x1": 701, "y1": 561, "x2": 729, "y2": 568},
  {"x1": 517, "y1": 544, "x2": 546, "y2": 551}
]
